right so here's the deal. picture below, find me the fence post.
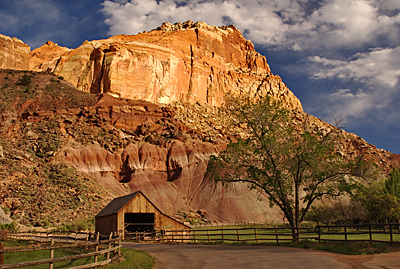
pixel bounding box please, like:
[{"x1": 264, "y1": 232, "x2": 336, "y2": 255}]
[
  {"x1": 237, "y1": 228, "x2": 239, "y2": 241},
  {"x1": 118, "y1": 234, "x2": 121, "y2": 256},
  {"x1": 389, "y1": 224, "x2": 393, "y2": 246},
  {"x1": 344, "y1": 226, "x2": 347, "y2": 241},
  {"x1": 107, "y1": 233, "x2": 112, "y2": 260},
  {"x1": 275, "y1": 228, "x2": 279, "y2": 243},
  {"x1": 49, "y1": 239, "x2": 54, "y2": 269},
  {"x1": 221, "y1": 228, "x2": 224, "y2": 242},
  {"x1": 207, "y1": 229, "x2": 210, "y2": 243},
  {"x1": 75, "y1": 231, "x2": 78, "y2": 244},
  {"x1": 0, "y1": 241, "x2": 4, "y2": 265},
  {"x1": 94, "y1": 232, "x2": 99, "y2": 263},
  {"x1": 254, "y1": 227, "x2": 258, "y2": 243}
]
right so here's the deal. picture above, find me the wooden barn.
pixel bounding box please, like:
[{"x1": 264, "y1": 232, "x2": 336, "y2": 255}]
[{"x1": 95, "y1": 191, "x2": 190, "y2": 239}]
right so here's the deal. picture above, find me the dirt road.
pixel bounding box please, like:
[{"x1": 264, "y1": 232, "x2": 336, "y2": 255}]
[{"x1": 123, "y1": 243, "x2": 400, "y2": 268}]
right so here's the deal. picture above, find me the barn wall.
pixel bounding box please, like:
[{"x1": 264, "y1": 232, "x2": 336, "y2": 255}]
[
  {"x1": 95, "y1": 214, "x2": 117, "y2": 236},
  {"x1": 116, "y1": 193, "x2": 189, "y2": 238}
]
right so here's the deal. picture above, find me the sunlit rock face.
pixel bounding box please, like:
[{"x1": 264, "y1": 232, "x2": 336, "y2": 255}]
[
  {"x1": 29, "y1": 21, "x2": 302, "y2": 111},
  {"x1": 0, "y1": 34, "x2": 30, "y2": 70}
]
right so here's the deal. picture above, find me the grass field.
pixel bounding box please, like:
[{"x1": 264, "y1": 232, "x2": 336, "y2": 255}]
[
  {"x1": 1, "y1": 240, "x2": 155, "y2": 269},
  {"x1": 187, "y1": 225, "x2": 400, "y2": 244}
]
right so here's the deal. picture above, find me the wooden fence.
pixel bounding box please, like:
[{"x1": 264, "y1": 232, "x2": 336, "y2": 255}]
[
  {"x1": 124, "y1": 223, "x2": 400, "y2": 245},
  {"x1": 317, "y1": 223, "x2": 400, "y2": 245},
  {"x1": 0, "y1": 231, "x2": 122, "y2": 269}
]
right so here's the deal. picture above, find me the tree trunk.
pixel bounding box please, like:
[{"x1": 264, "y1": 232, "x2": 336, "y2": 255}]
[{"x1": 294, "y1": 181, "x2": 300, "y2": 242}]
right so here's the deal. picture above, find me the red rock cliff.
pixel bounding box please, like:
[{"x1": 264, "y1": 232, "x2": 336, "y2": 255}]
[
  {"x1": 29, "y1": 21, "x2": 302, "y2": 111},
  {"x1": 0, "y1": 34, "x2": 30, "y2": 70}
]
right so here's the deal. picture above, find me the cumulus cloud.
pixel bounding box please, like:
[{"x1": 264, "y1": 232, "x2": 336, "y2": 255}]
[
  {"x1": 101, "y1": 0, "x2": 400, "y2": 50},
  {"x1": 100, "y1": 0, "x2": 400, "y2": 135},
  {"x1": 308, "y1": 46, "x2": 400, "y2": 124},
  {"x1": 310, "y1": 46, "x2": 400, "y2": 87}
]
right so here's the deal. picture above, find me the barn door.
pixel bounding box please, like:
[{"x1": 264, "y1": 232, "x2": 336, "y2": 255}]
[{"x1": 124, "y1": 213, "x2": 155, "y2": 232}]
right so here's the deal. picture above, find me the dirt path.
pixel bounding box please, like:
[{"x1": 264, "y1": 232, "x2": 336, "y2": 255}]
[{"x1": 123, "y1": 243, "x2": 399, "y2": 269}]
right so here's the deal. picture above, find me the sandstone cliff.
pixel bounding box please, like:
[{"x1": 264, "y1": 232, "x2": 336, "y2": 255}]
[
  {"x1": 0, "y1": 22, "x2": 398, "y2": 226},
  {"x1": 0, "y1": 34, "x2": 30, "y2": 70},
  {"x1": 29, "y1": 21, "x2": 302, "y2": 111}
]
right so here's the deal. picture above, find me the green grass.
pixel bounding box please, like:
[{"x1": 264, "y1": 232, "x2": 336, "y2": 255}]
[
  {"x1": 184, "y1": 225, "x2": 400, "y2": 255},
  {"x1": 188, "y1": 225, "x2": 400, "y2": 244},
  {"x1": 3, "y1": 241, "x2": 98, "y2": 269},
  {"x1": 104, "y1": 249, "x2": 155, "y2": 269},
  {"x1": 1, "y1": 240, "x2": 155, "y2": 269}
]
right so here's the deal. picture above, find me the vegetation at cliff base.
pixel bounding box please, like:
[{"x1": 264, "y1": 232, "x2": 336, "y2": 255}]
[
  {"x1": 206, "y1": 95, "x2": 365, "y2": 240},
  {"x1": 306, "y1": 168, "x2": 400, "y2": 225}
]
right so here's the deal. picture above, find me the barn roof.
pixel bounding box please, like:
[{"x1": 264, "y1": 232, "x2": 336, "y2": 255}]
[{"x1": 95, "y1": 191, "x2": 139, "y2": 217}]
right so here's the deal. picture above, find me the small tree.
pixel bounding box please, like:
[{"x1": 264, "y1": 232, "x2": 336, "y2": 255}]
[{"x1": 206, "y1": 95, "x2": 362, "y2": 240}]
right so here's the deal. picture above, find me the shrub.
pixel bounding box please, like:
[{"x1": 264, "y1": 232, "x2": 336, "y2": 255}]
[{"x1": 17, "y1": 74, "x2": 33, "y2": 87}]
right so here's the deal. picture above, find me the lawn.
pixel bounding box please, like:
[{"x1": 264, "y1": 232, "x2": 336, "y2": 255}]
[
  {"x1": 187, "y1": 225, "x2": 400, "y2": 244},
  {"x1": 1, "y1": 240, "x2": 155, "y2": 269}
]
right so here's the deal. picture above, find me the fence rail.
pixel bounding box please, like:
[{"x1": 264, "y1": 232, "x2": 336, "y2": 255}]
[
  {"x1": 0, "y1": 231, "x2": 122, "y2": 269},
  {"x1": 124, "y1": 223, "x2": 400, "y2": 245}
]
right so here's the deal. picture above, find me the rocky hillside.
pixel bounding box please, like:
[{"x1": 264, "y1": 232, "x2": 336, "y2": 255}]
[
  {"x1": 0, "y1": 69, "x2": 284, "y2": 226},
  {"x1": 0, "y1": 69, "x2": 113, "y2": 228},
  {"x1": 0, "y1": 21, "x2": 399, "y2": 228}
]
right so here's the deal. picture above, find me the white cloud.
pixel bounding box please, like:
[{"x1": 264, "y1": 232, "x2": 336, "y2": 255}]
[
  {"x1": 101, "y1": 0, "x2": 400, "y2": 50},
  {"x1": 100, "y1": 0, "x2": 400, "y2": 131},
  {"x1": 310, "y1": 46, "x2": 400, "y2": 87},
  {"x1": 329, "y1": 88, "x2": 375, "y2": 120}
]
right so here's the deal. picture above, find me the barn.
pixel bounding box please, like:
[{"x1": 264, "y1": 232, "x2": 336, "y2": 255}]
[{"x1": 95, "y1": 191, "x2": 190, "y2": 239}]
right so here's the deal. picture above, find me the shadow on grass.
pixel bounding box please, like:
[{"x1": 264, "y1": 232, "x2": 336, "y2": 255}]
[{"x1": 183, "y1": 240, "x2": 400, "y2": 255}]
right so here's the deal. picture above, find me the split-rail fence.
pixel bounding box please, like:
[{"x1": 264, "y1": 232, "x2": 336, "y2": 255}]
[
  {"x1": 125, "y1": 223, "x2": 400, "y2": 245},
  {"x1": 0, "y1": 231, "x2": 122, "y2": 269}
]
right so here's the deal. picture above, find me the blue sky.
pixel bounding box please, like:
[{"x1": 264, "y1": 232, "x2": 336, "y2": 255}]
[{"x1": 1, "y1": 0, "x2": 400, "y2": 153}]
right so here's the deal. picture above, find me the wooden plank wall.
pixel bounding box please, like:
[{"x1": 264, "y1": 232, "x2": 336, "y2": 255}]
[
  {"x1": 116, "y1": 193, "x2": 189, "y2": 237},
  {"x1": 95, "y1": 214, "x2": 117, "y2": 236}
]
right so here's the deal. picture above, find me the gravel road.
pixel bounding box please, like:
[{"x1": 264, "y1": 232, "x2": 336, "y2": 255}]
[{"x1": 123, "y1": 243, "x2": 360, "y2": 269}]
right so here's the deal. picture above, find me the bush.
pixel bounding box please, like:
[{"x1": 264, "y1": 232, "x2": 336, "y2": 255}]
[
  {"x1": 0, "y1": 221, "x2": 20, "y2": 233},
  {"x1": 17, "y1": 74, "x2": 33, "y2": 87}
]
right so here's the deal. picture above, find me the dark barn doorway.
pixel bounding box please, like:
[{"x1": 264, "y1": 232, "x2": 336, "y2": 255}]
[{"x1": 124, "y1": 213, "x2": 155, "y2": 232}]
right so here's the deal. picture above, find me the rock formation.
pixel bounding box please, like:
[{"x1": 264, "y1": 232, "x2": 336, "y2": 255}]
[
  {"x1": 51, "y1": 93, "x2": 283, "y2": 222},
  {"x1": 0, "y1": 22, "x2": 398, "y2": 225},
  {"x1": 29, "y1": 21, "x2": 302, "y2": 111},
  {"x1": 0, "y1": 34, "x2": 30, "y2": 70}
]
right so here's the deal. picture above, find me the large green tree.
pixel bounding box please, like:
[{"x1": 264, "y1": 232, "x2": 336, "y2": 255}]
[{"x1": 206, "y1": 95, "x2": 362, "y2": 240}]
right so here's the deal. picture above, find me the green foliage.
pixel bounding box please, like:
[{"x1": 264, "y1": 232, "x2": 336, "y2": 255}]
[
  {"x1": 44, "y1": 163, "x2": 85, "y2": 191},
  {"x1": 356, "y1": 182, "x2": 400, "y2": 223},
  {"x1": 17, "y1": 73, "x2": 33, "y2": 87},
  {"x1": 206, "y1": 95, "x2": 363, "y2": 239},
  {"x1": 305, "y1": 200, "x2": 367, "y2": 225},
  {"x1": 385, "y1": 168, "x2": 400, "y2": 198},
  {"x1": 0, "y1": 221, "x2": 19, "y2": 232},
  {"x1": 32, "y1": 120, "x2": 62, "y2": 154},
  {"x1": 55, "y1": 217, "x2": 95, "y2": 232}
]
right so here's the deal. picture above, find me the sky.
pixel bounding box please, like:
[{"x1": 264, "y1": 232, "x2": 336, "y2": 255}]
[{"x1": 0, "y1": 0, "x2": 400, "y2": 153}]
